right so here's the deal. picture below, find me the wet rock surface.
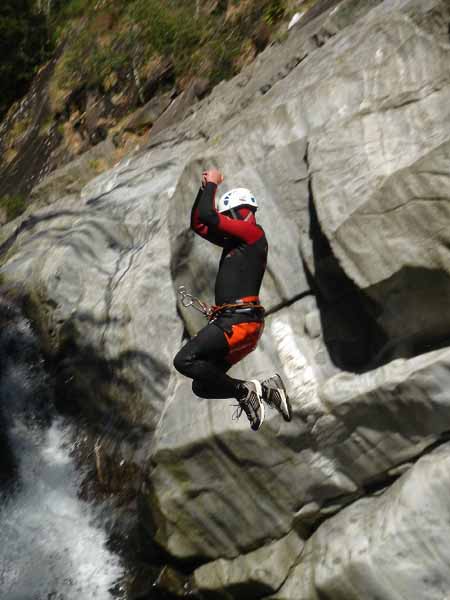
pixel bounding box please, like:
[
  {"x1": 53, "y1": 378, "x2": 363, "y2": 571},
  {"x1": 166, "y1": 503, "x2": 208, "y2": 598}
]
[{"x1": 2, "y1": 0, "x2": 450, "y2": 598}]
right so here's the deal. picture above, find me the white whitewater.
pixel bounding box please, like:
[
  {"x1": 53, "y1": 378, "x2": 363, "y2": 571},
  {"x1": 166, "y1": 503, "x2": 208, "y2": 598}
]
[{"x1": 0, "y1": 310, "x2": 124, "y2": 599}]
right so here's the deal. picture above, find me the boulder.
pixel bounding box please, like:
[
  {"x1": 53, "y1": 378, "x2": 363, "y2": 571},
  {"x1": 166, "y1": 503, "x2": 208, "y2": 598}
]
[
  {"x1": 194, "y1": 530, "x2": 304, "y2": 598},
  {"x1": 123, "y1": 90, "x2": 175, "y2": 133},
  {"x1": 273, "y1": 442, "x2": 450, "y2": 600},
  {"x1": 146, "y1": 327, "x2": 450, "y2": 561},
  {"x1": 302, "y1": 0, "x2": 450, "y2": 358}
]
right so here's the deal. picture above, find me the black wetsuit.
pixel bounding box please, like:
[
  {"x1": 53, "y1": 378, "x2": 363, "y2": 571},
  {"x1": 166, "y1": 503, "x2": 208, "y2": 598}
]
[{"x1": 173, "y1": 183, "x2": 268, "y2": 399}]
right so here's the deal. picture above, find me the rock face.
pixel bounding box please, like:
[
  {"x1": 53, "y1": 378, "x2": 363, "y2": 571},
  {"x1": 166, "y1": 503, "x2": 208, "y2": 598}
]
[
  {"x1": 2, "y1": 0, "x2": 450, "y2": 598},
  {"x1": 274, "y1": 442, "x2": 450, "y2": 600}
]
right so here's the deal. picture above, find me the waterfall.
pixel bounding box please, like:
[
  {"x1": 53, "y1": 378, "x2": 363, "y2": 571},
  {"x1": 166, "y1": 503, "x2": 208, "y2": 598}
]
[{"x1": 0, "y1": 298, "x2": 124, "y2": 599}]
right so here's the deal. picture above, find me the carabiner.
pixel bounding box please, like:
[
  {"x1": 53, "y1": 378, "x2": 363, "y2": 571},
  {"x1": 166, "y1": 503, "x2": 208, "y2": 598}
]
[
  {"x1": 178, "y1": 285, "x2": 194, "y2": 308},
  {"x1": 177, "y1": 286, "x2": 211, "y2": 318}
]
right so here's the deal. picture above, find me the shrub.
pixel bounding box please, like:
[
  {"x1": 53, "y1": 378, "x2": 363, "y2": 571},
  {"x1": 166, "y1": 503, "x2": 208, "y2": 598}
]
[
  {"x1": 51, "y1": 0, "x2": 291, "y2": 112},
  {"x1": 59, "y1": 29, "x2": 128, "y2": 88},
  {"x1": 125, "y1": 0, "x2": 202, "y2": 69},
  {"x1": 55, "y1": 0, "x2": 91, "y2": 19},
  {"x1": 263, "y1": 0, "x2": 286, "y2": 25},
  {"x1": 0, "y1": 194, "x2": 27, "y2": 222}
]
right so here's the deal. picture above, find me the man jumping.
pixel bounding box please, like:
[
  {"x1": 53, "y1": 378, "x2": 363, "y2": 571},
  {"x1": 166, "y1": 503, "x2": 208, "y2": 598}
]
[{"x1": 173, "y1": 169, "x2": 291, "y2": 431}]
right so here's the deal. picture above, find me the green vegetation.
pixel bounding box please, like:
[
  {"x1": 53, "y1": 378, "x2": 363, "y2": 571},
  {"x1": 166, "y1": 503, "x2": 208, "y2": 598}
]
[
  {"x1": 10, "y1": 115, "x2": 32, "y2": 139},
  {"x1": 0, "y1": 0, "x2": 50, "y2": 118},
  {"x1": 0, "y1": 194, "x2": 27, "y2": 222},
  {"x1": 51, "y1": 0, "x2": 290, "y2": 91},
  {"x1": 89, "y1": 158, "x2": 107, "y2": 174},
  {"x1": 52, "y1": 0, "x2": 91, "y2": 20},
  {"x1": 1, "y1": 0, "x2": 294, "y2": 121},
  {"x1": 264, "y1": 0, "x2": 286, "y2": 25}
]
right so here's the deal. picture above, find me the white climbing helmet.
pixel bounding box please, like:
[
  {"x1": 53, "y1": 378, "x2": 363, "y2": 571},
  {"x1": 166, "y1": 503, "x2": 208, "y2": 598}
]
[{"x1": 217, "y1": 188, "x2": 258, "y2": 213}]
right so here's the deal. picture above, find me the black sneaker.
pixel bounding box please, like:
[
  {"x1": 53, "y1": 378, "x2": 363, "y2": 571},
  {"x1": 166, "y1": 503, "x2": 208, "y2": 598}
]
[
  {"x1": 233, "y1": 380, "x2": 265, "y2": 431},
  {"x1": 262, "y1": 374, "x2": 292, "y2": 422}
]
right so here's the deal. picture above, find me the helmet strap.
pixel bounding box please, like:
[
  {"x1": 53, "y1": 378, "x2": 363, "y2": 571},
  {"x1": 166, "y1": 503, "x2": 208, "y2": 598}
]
[{"x1": 229, "y1": 207, "x2": 253, "y2": 221}]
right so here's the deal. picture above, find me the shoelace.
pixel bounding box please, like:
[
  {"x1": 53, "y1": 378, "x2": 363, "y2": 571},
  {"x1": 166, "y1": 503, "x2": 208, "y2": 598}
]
[
  {"x1": 231, "y1": 402, "x2": 244, "y2": 421},
  {"x1": 231, "y1": 392, "x2": 260, "y2": 424},
  {"x1": 231, "y1": 392, "x2": 259, "y2": 423}
]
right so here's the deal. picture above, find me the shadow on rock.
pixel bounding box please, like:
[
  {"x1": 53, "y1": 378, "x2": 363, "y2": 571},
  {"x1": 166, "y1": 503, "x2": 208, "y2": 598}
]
[
  {"x1": 307, "y1": 187, "x2": 450, "y2": 372},
  {"x1": 306, "y1": 188, "x2": 387, "y2": 372},
  {"x1": 0, "y1": 423, "x2": 16, "y2": 490},
  {"x1": 0, "y1": 208, "x2": 83, "y2": 258}
]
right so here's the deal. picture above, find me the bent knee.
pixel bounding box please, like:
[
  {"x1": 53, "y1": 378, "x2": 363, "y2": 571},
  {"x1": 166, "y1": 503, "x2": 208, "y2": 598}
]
[
  {"x1": 173, "y1": 351, "x2": 186, "y2": 375},
  {"x1": 192, "y1": 380, "x2": 205, "y2": 397},
  {"x1": 173, "y1": 347, "x2": 193, "y2": 377}
]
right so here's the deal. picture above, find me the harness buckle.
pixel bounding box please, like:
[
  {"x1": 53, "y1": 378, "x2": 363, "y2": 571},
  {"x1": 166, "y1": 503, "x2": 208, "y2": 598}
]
[{"x1": 177, "y1": 287, "x2": 264, "y2": 322}]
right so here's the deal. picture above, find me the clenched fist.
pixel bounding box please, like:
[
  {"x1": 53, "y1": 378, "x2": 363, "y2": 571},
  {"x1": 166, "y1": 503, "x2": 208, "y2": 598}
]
[{"x1": 202, "y1": 169, "x2": 224, "y2": 186}]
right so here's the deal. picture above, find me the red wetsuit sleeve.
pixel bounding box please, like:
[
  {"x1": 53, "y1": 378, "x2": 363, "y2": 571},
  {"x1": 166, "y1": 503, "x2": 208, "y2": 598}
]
[
  {"x1": 190, "y1": 188, "x2": 206, "y2": 234},
  {"x1": 214, "y1": 212, "x2": 263, "y2": 243},
  {"x1": 197, "y1": 182, "x2": 263, "y2": 244}
]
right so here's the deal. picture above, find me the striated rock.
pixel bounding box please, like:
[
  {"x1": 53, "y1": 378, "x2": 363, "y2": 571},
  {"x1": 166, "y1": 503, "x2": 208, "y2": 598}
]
[
  {"x1": 142, "y1": 0, "x2": 450, "y2": 577},
  {"x1": 2, "y1": 0, "x2": 450, "y2": 597},
  {"x1": 273, "y1": 442, "x2": 450, "y2": 600},
  {"x1": 146, "y1": 335, "x2": 450, "y2": 561},
  {"x1": 123, "y1": 91, "x2": 175, "y2": 133},
  {"x1": 194, "y1": 530, "x2": 304, "y2": 598},
  {"x1": 0, "y1": 144, "x2": 202, "y2": 428},
  {"x1": 149, "y1": 78, "x2": 211, "y2": 139},
  {"x1": 302, "y1": 0, "x2": 450, "y2": 358}
]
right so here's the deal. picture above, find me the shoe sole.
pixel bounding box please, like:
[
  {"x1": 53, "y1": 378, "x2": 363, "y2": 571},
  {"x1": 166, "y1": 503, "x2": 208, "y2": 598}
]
[
  {"x1": 250, "y1": 379, "x2": 265, "y2": 431},
  {"x1": 273, "y1": 374, "x2": 292, "y2": 422}
]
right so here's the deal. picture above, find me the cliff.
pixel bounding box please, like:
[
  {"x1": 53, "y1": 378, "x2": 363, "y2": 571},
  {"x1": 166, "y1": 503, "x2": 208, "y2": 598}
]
[{"x1": 2, "y1": 0, "x2": 450, "y2": 598}]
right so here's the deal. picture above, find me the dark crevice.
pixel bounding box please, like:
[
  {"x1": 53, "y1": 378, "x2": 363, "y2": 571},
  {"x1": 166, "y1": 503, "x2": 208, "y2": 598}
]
[
  {"x1": 296, "y1": 431, "x2": 450, "y2": 547},
  {"x1": 361, "y1": 431, "x2": 450, "y2": 496},
  {"x1": 305, "y1": 175, "x2": 450, "y2": 370},
  {"x1": 265, "y1": 290, "x2": 314, "y2": 317},
  {"x1": 305, "y1": 151, "x2": 387, "y2": 373}
]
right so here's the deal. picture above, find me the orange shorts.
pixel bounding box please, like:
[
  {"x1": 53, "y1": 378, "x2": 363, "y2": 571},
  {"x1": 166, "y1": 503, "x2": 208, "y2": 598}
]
[{"x1": 224, "y1": 320, "x2": 265, "y2": 365}]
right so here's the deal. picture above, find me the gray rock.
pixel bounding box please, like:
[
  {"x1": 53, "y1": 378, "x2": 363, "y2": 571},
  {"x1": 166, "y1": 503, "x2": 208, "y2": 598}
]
[
  {"x1": 147, "y1": 314, "x2": 450, "y2": 561},
  {"x1": 123, "y1": 90, "x2": 174, "y2": 133},
  {"x1": 1, "y1": 144, "x2": 202, "y2": 427},
  {"x1": 303, "y1": 0, "x2": 450, "y2": 356},
  {"x1": 273, "y1": 442, "x2": 450, "y2": 600},
  {"x1": 149, "y1": 78, "x2": 210, "y2": 139},
  {"x1": 29, "y1": 138, "x2": 117, "y2": 205},
  {"x1": 194, "y1": 530, "x2": 304, "y2": 598},
  {"x1": 2, "y1": 0, "x2": 450, "y2": 596}
]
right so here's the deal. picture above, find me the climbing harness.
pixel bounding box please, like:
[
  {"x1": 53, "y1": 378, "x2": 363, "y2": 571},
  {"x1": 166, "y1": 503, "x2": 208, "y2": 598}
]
[{"x1": 177, "y1": 286, "x2": 265, "y2": 322}]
